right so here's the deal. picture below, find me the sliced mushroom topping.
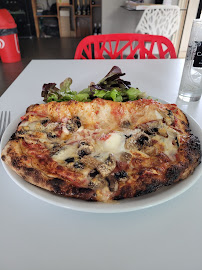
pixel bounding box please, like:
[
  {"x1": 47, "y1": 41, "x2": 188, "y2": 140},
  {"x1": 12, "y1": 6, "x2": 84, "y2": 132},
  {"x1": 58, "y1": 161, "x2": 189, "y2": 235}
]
[
  {"x1": 121, "y1": 120, "x2": 131, "y2": 128},
  {"x1": 136, "y1": 134, "x2": 149, "y2": 148},
  {"x1": 48, "y1": 143, "x2": 61, "y2": 155},
  {"x1": 114, "y1": 170, "x2": 128, "y2": 181},
  {"x1": 78, "y1": 149, "x2": 88, "y2": 158},
  {"x1": 142, "y1": 121, "x2": 171, "y2": 138},
  {"x1": 80, "y1": 155, "x2": 101, "y2": 169},
  {"x1": 174, "y1": 136, "x2": 179, "y2": 147},
  {"x1": 97, "y1": 154, "x2": 116, "y2": 177},
  {"x1": 162, "y1": 109, "x2": 175, "y2": 126},
  {"x1": 17, "y1": 129, "x2": 26, "y2": 136},
  {"x1": 41, "y1": 119, "x2": 49, "y2": 125},
  {"x1": 125, "y1": 132, "x2": 150, "y2": 151},
  {"x1": 74, "y1": 116, "x2": 81, "y2": 128},
  {"x1": 65, "y1": 157, "x2": 75, "y2": 163},
  {"x1": 120, "y1": 152, "x2": 132, "y2": 162},
  {"x1": 125, "y1": 133, "x2": 140, "y2": 150},
  {"x1": 66, "y1": 116, "x2": 81, "y2": 132},
  {"x1": 139, "y1": 121, "x2": 159, "y2": 134},
  {"x1": 89, "y1": 169, "x2": 99, "y2": 178},
  {"x1": 73, "y1": 162, "x2": 84, "y2": 169},
  {"x1": 78, "y1": 141, "x2": 88, "y2": 146},
  {"x1": 78, "y1": 141, "x2": 93, "y2": 158},
  {"x1": 66, "y1": 122, "x2": 75, "y2": 132},
  {"x1": 88, "y1": 176, "x2": 108, "y2": 189},
  {"x1": 125, "y1": 134, "x2": 132, "y2": 139},
  {"x1": 145, "y1": 127, "x2": 159, "y2": 135},
  {"x1": 106, "y1": 175, "x2": 118, "y2": 192},
  {"x1": 47, "y1": 132, "x2": 57, "y2": 139}
]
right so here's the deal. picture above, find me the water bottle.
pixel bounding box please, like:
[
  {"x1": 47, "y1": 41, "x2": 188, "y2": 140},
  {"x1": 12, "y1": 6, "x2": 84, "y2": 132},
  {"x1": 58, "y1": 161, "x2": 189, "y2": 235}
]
[
  {"x1": 97, "y1": 23, "x2": 101, "y2": 35},
  {"x1": 178, "y1": 19, "x2": 202, "y2": 102},
  {"x1": 93, "y1": 23, "x2": 97, "y2": 35}
]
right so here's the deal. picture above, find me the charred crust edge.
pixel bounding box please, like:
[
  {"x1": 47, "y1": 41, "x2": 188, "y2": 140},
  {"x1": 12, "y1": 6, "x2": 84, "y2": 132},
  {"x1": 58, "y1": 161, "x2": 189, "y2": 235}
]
[{"x1": 48, "y1": 178, "x2": 97, "y2": 201}]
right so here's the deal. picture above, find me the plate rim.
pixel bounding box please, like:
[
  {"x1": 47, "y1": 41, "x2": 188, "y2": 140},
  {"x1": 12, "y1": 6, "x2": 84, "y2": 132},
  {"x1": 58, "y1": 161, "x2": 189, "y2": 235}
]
[{"x1": 1, "y1": 100, "x2": 202, "y2": 213}]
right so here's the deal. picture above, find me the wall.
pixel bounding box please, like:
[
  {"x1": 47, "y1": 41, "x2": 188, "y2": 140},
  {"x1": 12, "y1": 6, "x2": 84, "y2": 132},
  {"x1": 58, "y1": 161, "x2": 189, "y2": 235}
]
[
  {"x1": 102, "y1": 0, "x2": 145, "y2": 34},
  {"x1": 101, "y1": 0, "x2": 179, "y2": 34}
]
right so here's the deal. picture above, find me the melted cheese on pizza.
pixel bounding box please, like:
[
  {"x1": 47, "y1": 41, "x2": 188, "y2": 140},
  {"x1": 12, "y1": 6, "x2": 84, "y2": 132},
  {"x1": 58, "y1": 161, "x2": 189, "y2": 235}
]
[{"x1": 18, "y1": 117, "x2": 179, "y2": 158}]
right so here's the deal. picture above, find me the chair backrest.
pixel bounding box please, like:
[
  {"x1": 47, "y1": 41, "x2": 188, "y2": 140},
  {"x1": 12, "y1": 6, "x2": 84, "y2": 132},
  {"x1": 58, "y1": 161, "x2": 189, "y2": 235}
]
[
  {"x1": 135, "y1": 5, "x2": 180, "y2": 41},
  {"x1": 74, "y1": 33, "x2": 177, "y2": 59}
]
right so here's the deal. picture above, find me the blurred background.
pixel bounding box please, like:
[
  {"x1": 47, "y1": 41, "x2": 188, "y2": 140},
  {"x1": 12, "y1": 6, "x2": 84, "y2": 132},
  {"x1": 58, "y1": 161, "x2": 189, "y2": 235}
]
[{"x1": 0, "y1": 0, "x2": 201, "y2": 95}]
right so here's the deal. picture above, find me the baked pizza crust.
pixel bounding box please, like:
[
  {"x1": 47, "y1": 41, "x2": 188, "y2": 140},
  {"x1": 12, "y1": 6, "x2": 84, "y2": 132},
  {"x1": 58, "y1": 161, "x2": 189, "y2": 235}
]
[
  {"x1": 1, "y1": 139, "x2": 97, "y2": 201},
  {"x1": 1, "y1": 99, "x2": 201, "y2": 202}
]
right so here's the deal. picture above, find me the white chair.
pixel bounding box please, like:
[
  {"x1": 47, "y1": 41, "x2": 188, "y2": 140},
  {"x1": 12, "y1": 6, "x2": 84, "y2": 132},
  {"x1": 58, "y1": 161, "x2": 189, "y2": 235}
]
[{"x1": 135, "y1": 5, "x2": 180, "y2": 43}]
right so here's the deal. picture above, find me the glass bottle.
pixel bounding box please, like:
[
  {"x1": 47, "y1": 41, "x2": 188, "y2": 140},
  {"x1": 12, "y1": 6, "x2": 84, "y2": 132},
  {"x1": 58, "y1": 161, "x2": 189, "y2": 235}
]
[
  {"x1": 75, "y1": 0, "x2": 81, "y2": 15},
  {"x1": 81, "y1": 0, "x2": 86, "y2": 15},
  {"x1": 97, "y1": 22, "x2": 101, "y2": 35},
  {"x1": 93, "y1": 22, "x2": 97, "y2": 35},
  {"x1": 178, "y1": 19, "x2": 202, "y2": 102},
  {"x1": 86, "y1": 0, "x2": 90, "y2": 15}
]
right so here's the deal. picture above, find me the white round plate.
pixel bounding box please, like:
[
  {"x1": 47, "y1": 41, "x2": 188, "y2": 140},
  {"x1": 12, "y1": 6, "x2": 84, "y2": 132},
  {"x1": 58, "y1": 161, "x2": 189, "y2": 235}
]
[{"x1": 1, "y1": 107, "x2": 202, "y2": 213}]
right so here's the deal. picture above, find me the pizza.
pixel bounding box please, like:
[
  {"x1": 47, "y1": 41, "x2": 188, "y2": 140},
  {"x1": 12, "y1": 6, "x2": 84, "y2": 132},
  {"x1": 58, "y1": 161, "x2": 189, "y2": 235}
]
[{"x1": 1, "y1": 98, "x2": 201, "y2": 202}]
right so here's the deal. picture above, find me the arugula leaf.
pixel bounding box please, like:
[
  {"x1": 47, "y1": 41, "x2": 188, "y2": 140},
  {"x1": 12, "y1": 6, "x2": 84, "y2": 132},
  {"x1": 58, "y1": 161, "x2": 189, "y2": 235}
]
[
  {"x1": 94, "y1": 90, "x2": 107, "y2": 98},
  {"x1": 126, "y1": 87, "x2": 141, "y2": 100},
  {"x1": 106, "y1": 89, "x2": 123, "y2": 102},
  {"x1": 74, "y1": 92, "x2": 90, "y2": 102}
]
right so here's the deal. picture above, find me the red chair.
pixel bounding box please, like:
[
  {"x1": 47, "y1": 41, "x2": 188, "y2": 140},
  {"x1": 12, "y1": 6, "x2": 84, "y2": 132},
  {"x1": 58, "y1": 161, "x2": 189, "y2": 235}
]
[{"x1": 74, "y1": 33, "x2": 177, "y2": 59}]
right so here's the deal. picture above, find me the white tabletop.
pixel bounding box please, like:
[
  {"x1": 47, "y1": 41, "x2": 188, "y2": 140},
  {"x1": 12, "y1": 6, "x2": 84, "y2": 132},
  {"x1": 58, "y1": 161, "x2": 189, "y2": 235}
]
[{"x1": 0, "y1": 59, "x2": 202, "y2": 270}]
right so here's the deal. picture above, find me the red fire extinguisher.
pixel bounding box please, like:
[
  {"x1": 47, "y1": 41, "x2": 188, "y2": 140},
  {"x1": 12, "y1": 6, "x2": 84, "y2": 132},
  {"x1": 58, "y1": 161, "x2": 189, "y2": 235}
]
[{"x1": 0, "y1": 9, "x2": 21, "y2": 63}]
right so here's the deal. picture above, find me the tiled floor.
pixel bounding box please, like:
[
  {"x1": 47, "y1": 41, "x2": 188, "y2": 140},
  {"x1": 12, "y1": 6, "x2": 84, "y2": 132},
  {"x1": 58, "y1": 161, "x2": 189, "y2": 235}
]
[{"x1": 0, "y1": 37, "x2": 82, "y2": 96}]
